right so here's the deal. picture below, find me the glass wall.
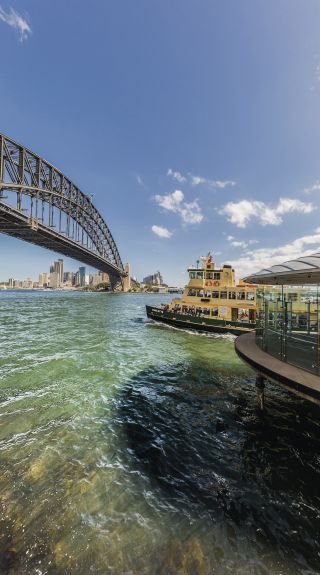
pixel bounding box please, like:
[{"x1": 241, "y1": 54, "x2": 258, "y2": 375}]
[{"x1": 256, "y1": 285, "x2": 320, "y2": 375}]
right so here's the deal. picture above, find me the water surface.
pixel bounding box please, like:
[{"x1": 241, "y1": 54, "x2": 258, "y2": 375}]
[{"x1": 0, "y1": 291, "x2": 319, "y2": 574}]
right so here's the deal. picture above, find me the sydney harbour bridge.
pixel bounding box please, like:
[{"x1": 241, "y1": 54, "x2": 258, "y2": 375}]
[{"x1": 0, "y1": 133, "x2": 126, "y2": 289}]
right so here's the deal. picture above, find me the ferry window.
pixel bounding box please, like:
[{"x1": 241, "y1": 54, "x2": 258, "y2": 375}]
[
  {"x1": 298, "y1": 314, "x2": 308, "y2": 327},
  {"x1": 196, "y1": 271, "x2": 203, "y2": 279},
  {"x1": 189, "y1": 272, "x2": 196, "y2": 279},
  {"x1": 212, "y1": 291, "x2": 219, "y2": 298},
  {"x1": 288, "y1": 293, "x2": 298, "y2": 302},
  {"x1": 239, "y1": 309, "x2": 249, "y2": 322},
  {"x1": 197, "y1": 289, "x2": 204, "y2": 297},
  {"x1": 188, "y1": 289, "x2": 196, "y2": 296},
  {"x1": 220, "y1": 291, "x2": 227, "y2": 299},
  {"x1": 206, "y1": 272, "x2": 213, "y2": 279},
  {"x1": 214, "y1": 272, "x2": 220, "y2": 280},
  {"x1": 228, "y1": 291, "x2": 236, "y2": 299},
  {"x1": 204, "y1": 290, "x2": 211, "y2": 298},
  {"x1": 246, "y1": 292, "x2": 255, "y2": 301},
  {"x1": 237, "y1": 291, "x2": 246, "y2": 300},
  {"x1": 211, "y1": 308, "x2": 218, "y2": 317}
]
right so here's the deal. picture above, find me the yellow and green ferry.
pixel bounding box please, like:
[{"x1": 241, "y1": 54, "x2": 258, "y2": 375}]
[{"x1": 146, "y1": 254, "x2": 257, "y2": 335}]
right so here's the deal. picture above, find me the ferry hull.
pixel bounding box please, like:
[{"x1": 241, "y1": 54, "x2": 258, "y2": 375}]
[{"x1": 146, "y1": 305, "x2": 255, "y2": 335}]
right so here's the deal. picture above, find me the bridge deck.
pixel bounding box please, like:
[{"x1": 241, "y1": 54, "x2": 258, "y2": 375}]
[{"x1": 0, "y1": 203, "x2": 124, "y2": 277}]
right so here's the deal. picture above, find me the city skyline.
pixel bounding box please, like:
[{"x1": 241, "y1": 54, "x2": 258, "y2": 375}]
[
  {"x1": 0, "y1": 257, "x2": 169, "y2": 289},
  {"x1": 1, "y1": 1, "x2": 320, "y2": 284},
  {"x1": 1, "y1": 258, "x2": 107, "y2": 288}
]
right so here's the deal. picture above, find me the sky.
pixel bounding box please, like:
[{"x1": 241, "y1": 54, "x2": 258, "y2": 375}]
[{"x1": 1, "y1": 0, "x2": 320, "y2": 286}]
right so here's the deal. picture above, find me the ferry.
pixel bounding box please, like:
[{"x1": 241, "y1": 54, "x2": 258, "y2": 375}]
[{"x1": 146, "y1": 254, "x2": 257, "y2": 335}]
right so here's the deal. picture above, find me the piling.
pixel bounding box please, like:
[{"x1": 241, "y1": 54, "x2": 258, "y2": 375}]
[{"x1": 255, "y1": 374, "x2": 266, "y2": 411}]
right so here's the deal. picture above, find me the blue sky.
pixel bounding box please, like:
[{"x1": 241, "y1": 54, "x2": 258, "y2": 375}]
[{"x1": 1, "y1": 0, "x2": 320, "y2": 285}]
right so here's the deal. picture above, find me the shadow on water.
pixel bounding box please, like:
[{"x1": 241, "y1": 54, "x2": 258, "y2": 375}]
[
  {"x1": 118, "y1": 361, "x2": 320, "y2": 573},
  {"x1": 130, "y1": 316, "x2": 148, "y2": 324}
]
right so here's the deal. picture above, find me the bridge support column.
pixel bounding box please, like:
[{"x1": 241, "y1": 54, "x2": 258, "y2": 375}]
[
  {"x1": 109, "y1": 275, "x2": 120, "y2": 292},
  {"x1": 123, "y1": 263, "x2": 131, "y2": 292},
  {"x1": 255, "y1": 374, "x2": 266, "y2": 411}
]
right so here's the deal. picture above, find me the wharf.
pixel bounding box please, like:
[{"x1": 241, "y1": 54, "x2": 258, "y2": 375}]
[{"x1": 235, "y1": 332, "x2": 320, "y2": 405}]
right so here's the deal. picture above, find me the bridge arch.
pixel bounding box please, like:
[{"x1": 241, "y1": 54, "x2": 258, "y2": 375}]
[{"x1": 0, "y1": 134, "x2": 124, "y2": 281}]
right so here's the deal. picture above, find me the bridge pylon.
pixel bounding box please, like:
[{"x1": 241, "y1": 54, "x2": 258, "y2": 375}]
[{"x1": 123, "y1": 263, "x2": 131, "y2": 292}]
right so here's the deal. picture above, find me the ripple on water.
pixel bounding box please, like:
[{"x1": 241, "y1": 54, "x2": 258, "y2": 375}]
[{"x1": 0, "y1": 292, "x2": 319, "y2": 574}]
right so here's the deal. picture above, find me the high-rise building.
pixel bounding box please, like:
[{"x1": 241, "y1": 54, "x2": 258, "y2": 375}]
[
  {"x1": 56, "y1": 259, "x2": 64, "y2": 285},
  {"x1": 39, "y1": 273, "x2": 49, "y2": 287},
  {"x1": 49, "y1": 272, "x2": 59, "y2": 289},
  {"x1": 89, "y1": 273, "x2": 101, "y2": 287},
  {"x1": 100, "y1": 272, "x2": 109, "y2": 284},
  {"x1": 23, "y1": 278, "x2": 33, "y2": 289},
  {"x1": 143, "y1": 271, "x2": 163, "y2": 285},
  {"x1": 79, "y1": 267, "x2": 86, "y2": 287},
  {"x1": 50, "y1": 259, "x2": 64, "y2": 286},
  {"x1": 63, "y1": 271, "x2": 75, "y2": 284}
]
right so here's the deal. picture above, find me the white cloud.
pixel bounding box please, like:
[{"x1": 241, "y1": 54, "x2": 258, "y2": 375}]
[
  {"x1": 219, "y1": 198, "x2": 315, "y2": 228},
  {"x1": 233, "y1": 240, "x2": 258, "y2": 248},
  {"x1": 167, "y1": 169, "x2": 236, "y2": 189},
  {"x1": 0, "y1": 6, "x2": 31, "y2": 41},
  {"x1": 136, "y1": 175, "x2": 143, "y2": 186},
  {"x1": 226, "y1": 236, "x2": 258, "y2": 249},
  {"x1": 190, "y1": 175, "x2": 206, "y2": 186},
  {"x1": 190, "y1": 174, "x2": 236, "y2": 189},
  {"x1": 167, "y1": 168, "x2": 187, "y2": 183},
  {"x1": 151, "y1": 225, "x2": 173, "y2": 238},
  {"x1": 304, "y1": 181, "x2": 320, "y2": 194},
  {"x1": 179, "y1": 200, "x2": 203, "y2": 224},
  {"x1": 310, "y1": 58, "x2": 320, "y2": 92},
  {"x1": 154, "y1": 189, "x2": 203, "y2": 224},
  {"x1": 226, "y1": 228, "x2": 320, "y2": 280},
  {"x1": 214, "y1": 180, "x2": 236, "y2": 189},
  {"x1": 231, "y1": 241, "x2": 247, "y2": 248}
]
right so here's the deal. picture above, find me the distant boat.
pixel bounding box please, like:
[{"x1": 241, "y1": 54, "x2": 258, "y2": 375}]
[{"x1": 146, "y1": 253, "x2": 257, "y2": 335}]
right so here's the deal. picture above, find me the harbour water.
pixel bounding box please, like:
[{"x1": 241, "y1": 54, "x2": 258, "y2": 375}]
[{"x1": 0, "y1": 291, "x2": 320, "y2": 574}]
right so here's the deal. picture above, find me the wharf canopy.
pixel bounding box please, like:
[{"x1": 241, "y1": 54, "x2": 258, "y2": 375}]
[
  {"x1": 243, "y1": 252, "x2": 320, "y2": 377},
  {"x1": 244, "y1": 252, "x2": 320, "y2": 285}
]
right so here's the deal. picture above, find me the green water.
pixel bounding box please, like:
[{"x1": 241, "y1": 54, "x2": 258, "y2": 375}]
[{"x1": 1, "y1": 291, "x2": 320, "y2": 574}]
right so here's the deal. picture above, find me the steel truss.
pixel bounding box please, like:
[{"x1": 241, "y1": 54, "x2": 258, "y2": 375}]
[{"x1": 0, "y1": 133, "x2": 124, "y2": 279}]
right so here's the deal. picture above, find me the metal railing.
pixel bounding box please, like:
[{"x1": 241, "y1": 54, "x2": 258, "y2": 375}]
[{"x1": 255, "y1": 286, "x2": 320, "y2": 375}]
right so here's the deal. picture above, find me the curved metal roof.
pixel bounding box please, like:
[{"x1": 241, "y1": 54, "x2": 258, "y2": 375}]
[{"x1": 244, "y1": 252, "x2": 320, "y2": 285}]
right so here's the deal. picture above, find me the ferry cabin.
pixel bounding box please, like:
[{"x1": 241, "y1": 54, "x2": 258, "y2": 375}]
[{"x1": 169, "y1": 262, "x2": 256, "y2": 325}]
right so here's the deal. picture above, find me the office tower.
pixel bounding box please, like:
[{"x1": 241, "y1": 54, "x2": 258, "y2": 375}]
[
  {"x1": 79, "y1": 267, "x2": 86, "y2": 287},
  {"x1": 143, "y1": 271, "x2": 163, "y2": 285},
  {"x1": 39, "y1": 273, "x2": 49, "y2": 287},
  {"x1": 49, "y1": 272, "x2": 59, "y2": 289},
  {"x1": 50, "y1": 259, "x2": 64, "y2": 286}
]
